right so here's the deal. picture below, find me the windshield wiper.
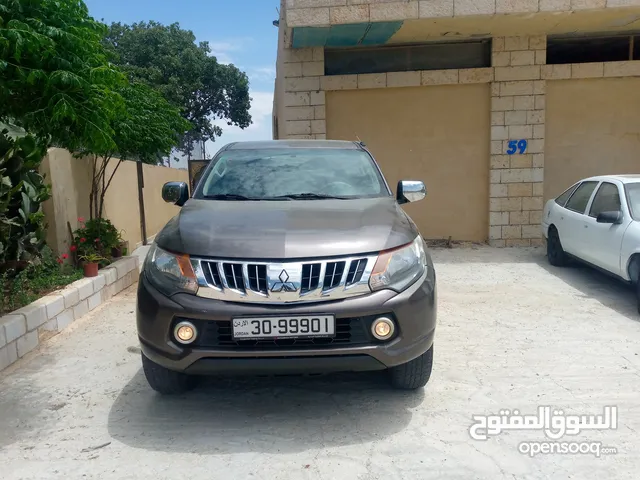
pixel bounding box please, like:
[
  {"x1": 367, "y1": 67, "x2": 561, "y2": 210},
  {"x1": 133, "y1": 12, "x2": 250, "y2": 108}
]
[
  {"x1": 203, "y1": 194, "x2": 258, "y2": 201},
  {"x1": 270, "y1": 193, "x2": 350, "y2": 200}
]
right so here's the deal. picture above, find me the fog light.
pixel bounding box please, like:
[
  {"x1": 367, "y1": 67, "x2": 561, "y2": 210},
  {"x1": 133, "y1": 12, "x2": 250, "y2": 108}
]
[
  {"x1": 372, "y1": 317, "x2": 395, "y2": 340},
  {"x1": 174, "y1": 321, "x2": 197, "y2": 345}
]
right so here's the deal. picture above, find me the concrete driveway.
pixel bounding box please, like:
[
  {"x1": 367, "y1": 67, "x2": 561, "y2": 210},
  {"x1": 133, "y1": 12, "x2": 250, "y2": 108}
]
[{"x1": 1, "y1": 247, "x2": 639, "y2": 479}]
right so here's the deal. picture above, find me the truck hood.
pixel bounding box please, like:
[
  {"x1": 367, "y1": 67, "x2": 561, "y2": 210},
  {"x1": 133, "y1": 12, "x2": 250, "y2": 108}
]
[{"x1": 154, "y1": 197, "x2": 419, "y2": 259}]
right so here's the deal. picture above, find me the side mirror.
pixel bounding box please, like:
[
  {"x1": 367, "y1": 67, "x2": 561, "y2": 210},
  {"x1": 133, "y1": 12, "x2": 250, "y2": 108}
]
[
  {"x1": 162, "y1": 182, "x2": 189, "y2": 207},
  {"x1": 397, "y1": 180, "x2": 426, "y2": 205},
  {"x1": 596, "y1": 211, "x2": 623, "y2": 224}
]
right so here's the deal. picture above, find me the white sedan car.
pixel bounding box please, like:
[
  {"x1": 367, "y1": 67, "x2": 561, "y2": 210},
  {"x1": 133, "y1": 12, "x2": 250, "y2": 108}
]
[{"x1": 542, "y1": 175, "x2": 640, "y2": 313}]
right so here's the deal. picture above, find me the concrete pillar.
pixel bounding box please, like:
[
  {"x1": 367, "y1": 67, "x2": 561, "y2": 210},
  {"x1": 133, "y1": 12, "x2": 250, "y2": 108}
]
[{"x1": 489, "y1": 36, "x2": 547, "y2": 247}]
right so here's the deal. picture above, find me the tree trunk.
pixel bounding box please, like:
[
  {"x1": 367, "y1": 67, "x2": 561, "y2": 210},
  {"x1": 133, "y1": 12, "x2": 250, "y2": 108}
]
[
  {"x1": 89, "y1": 155, "x2": 97, "y2": 220},
  {"x1": 89, "y1": 155, "x2": 108, "y2": 220},
  {"x1": 98, "y1": 158, "x2": 123, "y2": 220}
]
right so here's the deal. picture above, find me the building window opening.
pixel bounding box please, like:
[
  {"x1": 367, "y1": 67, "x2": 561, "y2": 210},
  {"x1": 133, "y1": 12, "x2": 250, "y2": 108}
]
[
  {"x1": 547, "y1": 34, "x2": 638, "y2": 64},
  {"x1": 324, "y1": 40, "x2": 491, "y2": 76}
]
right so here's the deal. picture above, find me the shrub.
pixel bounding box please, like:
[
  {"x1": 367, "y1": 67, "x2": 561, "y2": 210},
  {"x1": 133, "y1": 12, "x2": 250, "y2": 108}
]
[
  {"x1": 0, "y1": 130, "x2": 51, "y2": 270},
  {"x1": 0, "y1": 246, "x2": 82, "y2": 315},
  {"x1": 71, "y1": 217, "x2": 120, "y2": 267},
  {"x1": 72, "y1": 217, "x2": 119, "y2": 256}
]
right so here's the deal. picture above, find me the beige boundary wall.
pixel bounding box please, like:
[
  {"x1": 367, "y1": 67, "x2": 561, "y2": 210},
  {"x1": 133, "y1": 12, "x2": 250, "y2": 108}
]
[
  {"x1": 40, "y1": 148, "x2": 188, "y2": 255},
  {"x1": 0, "y1": 256, "x2": 139, "y2": 372},
  {"x1": 275, "y1": 28, "x2": 640, "y2": 246},
  {"x1": 326, "y1": 85, "x2": 491, "y2": 242},
  {"x1": 544, "y1": 76, "x2": 640, "y2": 203}
]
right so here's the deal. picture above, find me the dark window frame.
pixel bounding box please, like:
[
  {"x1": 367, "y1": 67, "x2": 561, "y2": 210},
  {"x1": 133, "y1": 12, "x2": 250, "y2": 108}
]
[
  {"x1": 324, "y1": 39, "x2": 492, "y2": 76},
  {"x1": 588, "y1": 182, "x2": 621, "y2": 218},
  {"x1": 555, "y1": 183, "x2": 580, "y2": 207},
  {"x1": 564, "y1": 181, "x2": 599, "y2": 215},
  {"x1": 547, "y1": 32, "x2": 639, "y2": 65},
  {"x1": 624, "y1": 183, "x2": 640, "y2": 221}
]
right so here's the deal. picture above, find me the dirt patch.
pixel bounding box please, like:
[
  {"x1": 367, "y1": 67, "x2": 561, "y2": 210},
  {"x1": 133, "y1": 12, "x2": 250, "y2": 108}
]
[{"x1": 423, "y1": 237, "x2": 486, "y2": 249}]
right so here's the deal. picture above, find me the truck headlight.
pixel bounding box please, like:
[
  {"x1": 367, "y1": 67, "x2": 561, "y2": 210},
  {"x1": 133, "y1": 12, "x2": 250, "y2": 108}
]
[
  {"x1": 144, "y1": 244, "x2": 198, "y2": 295},
  {"x1": 369, "y1": 236, "x2": 427, "y2": 293}
]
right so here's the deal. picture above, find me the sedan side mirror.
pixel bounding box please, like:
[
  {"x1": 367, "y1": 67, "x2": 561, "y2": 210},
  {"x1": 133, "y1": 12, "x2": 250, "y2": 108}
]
[
  {"x1": 397, "y1": 180, "x2": 426, "y2": 205},
  {"x1": 162, "y1": 181, "x2": 189, "y2": 207},
  {"x1": 596, "y1": 211, "x2": 623, "y2": 224}
]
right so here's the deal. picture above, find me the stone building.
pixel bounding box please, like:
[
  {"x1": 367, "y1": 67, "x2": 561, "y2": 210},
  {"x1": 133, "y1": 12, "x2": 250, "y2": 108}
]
[{"x1": 273, "y1": 0, "x2": 640, "y2": 246}]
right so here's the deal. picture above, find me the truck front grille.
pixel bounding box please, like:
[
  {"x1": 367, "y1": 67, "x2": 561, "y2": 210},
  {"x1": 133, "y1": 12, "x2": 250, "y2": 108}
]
[{"x1": 193, "y1": 254, "x2": 378, "y2": 304}]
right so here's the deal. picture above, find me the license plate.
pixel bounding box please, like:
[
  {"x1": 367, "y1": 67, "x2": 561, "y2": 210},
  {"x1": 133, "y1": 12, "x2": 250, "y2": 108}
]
[{"x1": 232, "y1": 315, "x2": 335, "y2": 340}]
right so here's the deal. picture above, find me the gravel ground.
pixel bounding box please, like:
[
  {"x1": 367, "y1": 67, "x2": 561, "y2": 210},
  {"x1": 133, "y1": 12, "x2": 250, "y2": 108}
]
[{"x1": 1, "y1": 246, "x2": 639, "y2": 480}]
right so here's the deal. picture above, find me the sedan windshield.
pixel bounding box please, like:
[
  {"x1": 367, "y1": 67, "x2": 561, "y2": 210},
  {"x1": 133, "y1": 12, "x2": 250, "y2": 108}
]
[
  {"x1": 626, "y1": 183, "x2": 640, "y2": 220},
  {"x1": 195, "y1": 148, "x2": 389, "y2": 200}
]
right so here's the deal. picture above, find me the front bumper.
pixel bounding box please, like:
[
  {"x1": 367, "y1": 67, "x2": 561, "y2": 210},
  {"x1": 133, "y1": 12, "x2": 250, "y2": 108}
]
[{"x1": 137, "y1": 266, "x2": 437, "y2": 375}]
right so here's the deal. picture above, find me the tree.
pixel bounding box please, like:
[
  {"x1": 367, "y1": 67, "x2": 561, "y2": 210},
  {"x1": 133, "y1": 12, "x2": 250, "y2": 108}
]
[
  {"x1": 86, "y1": 82, "x2": 191, "y2": 219},
  {"x1": 0, "y1": 0, "x2": 123, "y2": 151},
  {"x1": 103, "y1": 21, "x2": 252, "y2": 157}
]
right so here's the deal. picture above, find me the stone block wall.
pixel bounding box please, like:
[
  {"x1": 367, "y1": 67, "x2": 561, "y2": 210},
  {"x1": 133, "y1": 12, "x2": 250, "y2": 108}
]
[
  {"x1": 281, "y1": 45, "x2": 328, "y2": 140},
  {"x1": 0, "y1": 256, "x2": 139, "y2": 371},
  {"x1": 285, "y1": 0, "x2": 640, "y2": 26},
  {"x1": 489, "y1": 35, "x2": 547, "y2": 247}
]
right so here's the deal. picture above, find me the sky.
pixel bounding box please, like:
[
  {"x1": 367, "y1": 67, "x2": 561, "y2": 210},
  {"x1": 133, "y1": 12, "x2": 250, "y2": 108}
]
[{"x1": 84, "y1": 0, "x2": 280, "y2": 167}]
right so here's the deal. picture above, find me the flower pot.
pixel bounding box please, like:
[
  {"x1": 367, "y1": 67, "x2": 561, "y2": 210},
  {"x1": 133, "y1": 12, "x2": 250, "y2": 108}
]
[
  {"x1": 83, "y1": 262, "x2": 99, "y2": 277},
  {"x1": 111, "y1": 246, "x2": 123, "y2": 258}
]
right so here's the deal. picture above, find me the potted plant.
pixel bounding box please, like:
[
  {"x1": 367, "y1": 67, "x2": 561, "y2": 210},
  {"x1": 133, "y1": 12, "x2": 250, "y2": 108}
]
[
  {"x1": 111, "y1": 230, "x2": 126, "y2": 258},
  {"x1": 72, "y1": 217, "x2": 120, "y2": 264},
  {"x1": 79, "y1": 251, "x2": 106, "y2": 277}
]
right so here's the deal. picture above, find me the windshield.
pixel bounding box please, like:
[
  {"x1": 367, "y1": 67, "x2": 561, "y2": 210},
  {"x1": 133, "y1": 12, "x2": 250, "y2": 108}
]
[
  {"x1": 195, "y1": 148, "x2": 389, "y2": 200},
  {"x1": 626, "y1": 183, "x2": 640, "y2": 220}
]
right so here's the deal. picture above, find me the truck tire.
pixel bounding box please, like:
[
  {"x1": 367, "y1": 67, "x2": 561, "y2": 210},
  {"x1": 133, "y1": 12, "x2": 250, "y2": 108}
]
[
  {"x1": 142, "y1": 353, "x2": 197, "y2": 395},
  {"x1": 389, "y1": 345, "x2": 433, "y2": 390}
]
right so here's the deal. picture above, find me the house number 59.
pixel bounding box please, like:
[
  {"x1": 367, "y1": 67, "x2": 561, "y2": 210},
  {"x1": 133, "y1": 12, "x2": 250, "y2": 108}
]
[{"x1": 506, "y1": 139, "x2": 528, "y2": 155}]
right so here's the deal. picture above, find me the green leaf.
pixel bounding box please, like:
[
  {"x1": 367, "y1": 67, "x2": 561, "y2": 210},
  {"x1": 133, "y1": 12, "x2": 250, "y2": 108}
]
[{"x1": 1, "y1": 0, "x2": 121, "y2": 150}]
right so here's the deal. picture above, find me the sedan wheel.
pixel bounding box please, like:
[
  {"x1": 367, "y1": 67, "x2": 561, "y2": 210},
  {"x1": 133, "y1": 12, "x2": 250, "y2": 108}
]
[{"x1": 547, "y1": 227, "x2": 567, "y2": 267}]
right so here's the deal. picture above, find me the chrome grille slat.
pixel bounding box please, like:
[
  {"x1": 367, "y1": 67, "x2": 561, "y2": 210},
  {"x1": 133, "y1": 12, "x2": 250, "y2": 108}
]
[
  {"x1": 195, "y1": 254, "x2": 377, "y2": 304},
  {"x1": 316, "y1": 261, "x2": 327, "y2": 293},
  {"x1": 216, "y1": 262, "x2": 230, "y2": 290},
  {"x1": 337, "y1": 261, "x2": 350, "y2": 290},
  {"x1": 241, "y1": 263, "x2": 252, "y2": 293}
]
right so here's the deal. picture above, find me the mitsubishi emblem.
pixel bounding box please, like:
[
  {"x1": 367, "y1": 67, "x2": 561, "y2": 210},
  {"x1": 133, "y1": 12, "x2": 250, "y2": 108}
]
[{"x1": 271, "y1": 269, "x2": 298, "y2": 293}]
